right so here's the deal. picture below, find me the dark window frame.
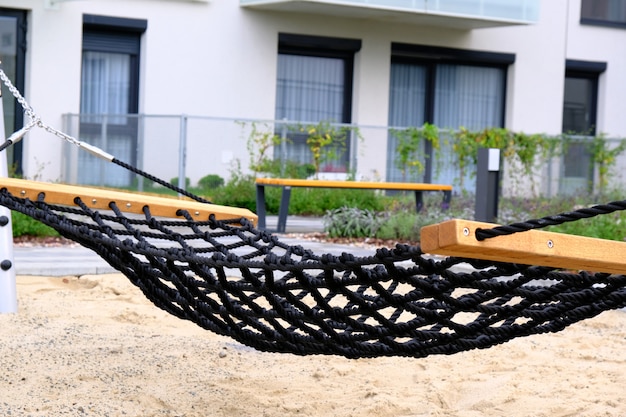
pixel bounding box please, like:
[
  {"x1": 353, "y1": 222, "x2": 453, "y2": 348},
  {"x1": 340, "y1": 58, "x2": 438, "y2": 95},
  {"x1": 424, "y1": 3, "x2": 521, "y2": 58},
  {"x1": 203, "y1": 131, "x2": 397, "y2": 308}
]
[
  {"x1": 391, "y1": 43, "x2": 513, "y2": 127},
  {"x1": 275, "y1": 33, "x2": 362, "y2": 173},
  {"x1": 278, "y1": 33, "x2": 361, "y2": 125},
  {"x1": 580, "y1": 0, "x2": 626, "y2": 28},
  {"x1": 0, "y1": 8, "x2": 27, "y2": 174},
  {"x1": 563, "y1": 59, "x2": 606, "y2": 136},
  {"x1": 82, "y1": 14, "x2": 146, "y2": 115}
]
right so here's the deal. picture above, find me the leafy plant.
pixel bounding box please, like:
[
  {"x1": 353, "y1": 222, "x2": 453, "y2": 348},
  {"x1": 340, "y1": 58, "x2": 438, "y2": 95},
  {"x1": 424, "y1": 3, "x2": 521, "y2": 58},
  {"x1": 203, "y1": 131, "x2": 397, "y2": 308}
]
[
  {"x1": 586, "y1": 135, "x2": 626, "y2": 195},
  {"x1": 170, "y1": 176, "x2": 191, "y2": 188},
  {"x1": 242, "y1": 121, "x2": 284, "y2": 176},
  {"x1": 499, "y1": 191, "x2": 626, "y2": 241},
  {"x1": 302, "y1": 121, "x2": 348, "y2": 177},
  {"x1": 210, "y1": 172, "x2": 259, "y2": 212},
  {"x1": 393, "y1": 122, "x2": 441, "y2": 182},
  {"x1": 290, "y1": 188, "x2": 385, "y2": 216},
  {"x1": 254, "y1": 159, "x2": 316, "y2": 179},
  {"x1": 11, "y1": 211, "x2": 59, "y2": 238},
  {"x1": 323, "y1": 207, "x2": 385, "y2": 238},
  {"x1": 452, "y1": 127, "x2": 559, "y2": 194},
  {"x1": 197, "y1": 174, "x2": 224, "y2": 190}
]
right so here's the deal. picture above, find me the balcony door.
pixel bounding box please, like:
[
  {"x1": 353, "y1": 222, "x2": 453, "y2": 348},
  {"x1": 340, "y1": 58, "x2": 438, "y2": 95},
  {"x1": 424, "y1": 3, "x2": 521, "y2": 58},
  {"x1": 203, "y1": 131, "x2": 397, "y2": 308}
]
[
  {"x1": 79, "y1": 15, "x2": 145, "y2": 187},
  {"x1": 560, "y1": 60, "x2": 605, "y2": 195}
]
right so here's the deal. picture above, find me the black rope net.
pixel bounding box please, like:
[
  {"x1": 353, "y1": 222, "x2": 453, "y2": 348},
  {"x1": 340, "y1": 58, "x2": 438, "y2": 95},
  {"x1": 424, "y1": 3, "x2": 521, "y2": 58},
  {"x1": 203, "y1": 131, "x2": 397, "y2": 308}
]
[
  {"x1": 1, "y1": 68, "x2": 625, "y2": 358},
  {"x1": 2, "y1": 187, "x2": 625, "y2": 358}
]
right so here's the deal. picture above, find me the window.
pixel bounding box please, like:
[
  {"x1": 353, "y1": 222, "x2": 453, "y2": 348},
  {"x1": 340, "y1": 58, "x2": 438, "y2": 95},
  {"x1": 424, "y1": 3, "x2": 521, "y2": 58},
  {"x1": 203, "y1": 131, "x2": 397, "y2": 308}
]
[
  {"x1": 274, "y1": 34, "x2": 360, "y2": 174},
  {"x1": 581, "y1": 0, "x2": 626, "y2": 27},
  {"x1": 0, "y1": 9, "x2": 27, "y2": 175},
  {"x1": 79, "y1": 15, "x2": 146, "y2": 187},
  {"x1": 387, "y1": 44, "x2": 512, "y2": 188},
  {"x1": 560, "y1": 60, "x2": 606, "y2": 195}
]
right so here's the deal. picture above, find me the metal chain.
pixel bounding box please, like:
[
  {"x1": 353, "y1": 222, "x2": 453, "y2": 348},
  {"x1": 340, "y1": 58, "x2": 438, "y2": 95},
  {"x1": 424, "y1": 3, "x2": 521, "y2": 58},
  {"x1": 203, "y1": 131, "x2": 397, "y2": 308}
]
[
  {"x1": 0, "y1": 68, "x2": 112, "y2": 159},
  {"x1": 0, "y1": 67, "x2": 36, "y2": 120},
  {"x1": 0, "y1": 67, "x2": 210, "y2": 202}
]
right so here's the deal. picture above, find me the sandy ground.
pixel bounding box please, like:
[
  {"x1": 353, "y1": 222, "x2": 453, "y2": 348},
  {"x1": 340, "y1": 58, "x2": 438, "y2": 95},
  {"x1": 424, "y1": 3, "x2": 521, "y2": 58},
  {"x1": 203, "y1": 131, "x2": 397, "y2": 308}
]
[{"x1": 0, "y1": 273, "x2": 624, "y2": 417}]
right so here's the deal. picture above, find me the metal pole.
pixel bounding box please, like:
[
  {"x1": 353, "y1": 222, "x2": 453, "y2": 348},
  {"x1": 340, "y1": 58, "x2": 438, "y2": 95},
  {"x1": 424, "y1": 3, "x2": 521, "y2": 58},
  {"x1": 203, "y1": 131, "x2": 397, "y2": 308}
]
[
  {"x1": 0, "y1": 89, "x2": 17, "y2": 313},
  {"x1": 99, "y1": 114, "x2": 108, "y2": 187},
  {"x1": 136, "y1": 114, "x2": 145, "y2": 192},
  {"x1": 178, "y1": 114, "x2": 188, "y2": 192},
  {"x1": 280, "y1": 118, "x2": 287, "y2": 177},
  {"x1": 475, "y1": 148, "x2": 500, "y2": 223}
]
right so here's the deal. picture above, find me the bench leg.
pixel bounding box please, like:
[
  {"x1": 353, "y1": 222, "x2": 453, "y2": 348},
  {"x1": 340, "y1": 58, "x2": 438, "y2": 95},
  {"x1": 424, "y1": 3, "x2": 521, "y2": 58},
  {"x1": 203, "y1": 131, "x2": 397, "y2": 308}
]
[
  {"x1": 277, "y1": 186, "x2": 292, "y2": 233},
  {"x1": 414, "y1": 191, "x2": 423, "y2": 212},
  {"x1": 255, "y1": 184, "x2": 267, "y2": 230},
  {"x1": 442, "y1": 190, "x2": 451, "y2": 211},
  {"x1": 415, "y1": 190, "x2": 452, "y2": 212}
]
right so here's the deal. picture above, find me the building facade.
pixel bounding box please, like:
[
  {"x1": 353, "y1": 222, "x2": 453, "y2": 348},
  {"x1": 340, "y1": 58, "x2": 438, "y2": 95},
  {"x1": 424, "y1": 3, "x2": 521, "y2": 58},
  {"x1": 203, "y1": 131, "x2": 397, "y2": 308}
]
[{"x1": 0, "y1": 0, "x2": 625, "y2": 196}]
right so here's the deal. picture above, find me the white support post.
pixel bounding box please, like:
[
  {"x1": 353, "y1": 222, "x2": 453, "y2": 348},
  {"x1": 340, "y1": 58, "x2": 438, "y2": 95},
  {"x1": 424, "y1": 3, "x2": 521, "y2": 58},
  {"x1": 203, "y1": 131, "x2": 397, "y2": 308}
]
[{"x1": 0, "y1": 90, "x2": 17, "y2": 313}]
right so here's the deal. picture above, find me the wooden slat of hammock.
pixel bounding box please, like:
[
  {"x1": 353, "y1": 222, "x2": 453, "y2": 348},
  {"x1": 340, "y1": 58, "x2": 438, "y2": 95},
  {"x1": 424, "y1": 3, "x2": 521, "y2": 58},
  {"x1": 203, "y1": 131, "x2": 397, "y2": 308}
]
[
  {"x1": 0, "y1": 177, "x2": 257, "y2": 225},
  {"x1": 421, "y1": 219, "x2": 626, "y2": 275}
]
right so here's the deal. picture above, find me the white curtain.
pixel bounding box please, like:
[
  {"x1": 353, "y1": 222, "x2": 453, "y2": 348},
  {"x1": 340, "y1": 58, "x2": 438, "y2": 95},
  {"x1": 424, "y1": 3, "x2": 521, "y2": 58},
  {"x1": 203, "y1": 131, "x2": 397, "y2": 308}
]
[
  {"x1": 387, "y1": 63, "x2": 427, "y2": 182},
  {"x1": 388, "y1": 62, "x2": 427, "y2": 127},
  {"x1": 79, "y1": 51, "x2": 133, "y2": 186},
  {"x1": 275, "y1": 54, "x2": 347, "y2": 170},
  {"x1": 276, "y1": 54, "x2": 344, "y2": 122},
  {"x1": 81, "y1": 51, "x2": 130, "y2": 124},
  {"x1": 434, "y1": 64, "x2": 504, "y2": 130}
]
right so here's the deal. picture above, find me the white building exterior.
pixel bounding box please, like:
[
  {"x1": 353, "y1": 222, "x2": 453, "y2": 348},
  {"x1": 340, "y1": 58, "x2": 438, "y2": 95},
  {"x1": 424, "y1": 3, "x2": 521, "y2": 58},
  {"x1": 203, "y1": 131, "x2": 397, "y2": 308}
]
[{"x1": 0, "y1": 0, "x2": 624, "y2": 195}]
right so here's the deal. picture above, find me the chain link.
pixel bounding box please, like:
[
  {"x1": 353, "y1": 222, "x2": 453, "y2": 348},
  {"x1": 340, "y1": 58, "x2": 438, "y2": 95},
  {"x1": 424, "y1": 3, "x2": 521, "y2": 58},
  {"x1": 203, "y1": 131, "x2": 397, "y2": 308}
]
[
  {"x1": 0, "y1": 67, "x2": 36, "y2": 120},
  {"x1": 0, "y1": 66, "x2": 206, "y2": 200},
  {"x1": 0, "y1": 67, "x2": 112, "y2": 160}
]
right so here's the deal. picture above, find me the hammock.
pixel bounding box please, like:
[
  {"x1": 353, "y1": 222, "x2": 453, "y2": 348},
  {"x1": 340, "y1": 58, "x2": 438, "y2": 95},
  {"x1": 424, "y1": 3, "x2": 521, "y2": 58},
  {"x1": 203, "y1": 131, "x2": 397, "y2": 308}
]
[{"x1": 1, "y1": 72, "x2": 625, "y2": 359}]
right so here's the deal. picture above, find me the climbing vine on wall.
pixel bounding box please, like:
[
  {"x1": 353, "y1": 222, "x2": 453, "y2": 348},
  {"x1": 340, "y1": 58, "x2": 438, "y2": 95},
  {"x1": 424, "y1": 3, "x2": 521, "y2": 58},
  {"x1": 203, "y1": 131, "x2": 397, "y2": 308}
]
[
  {"x1": 399, "y1": 124, "x2": 625, "y2": 195},
  {"x1": 392, "y1": 123, "x2": 440, "y2": 182}
]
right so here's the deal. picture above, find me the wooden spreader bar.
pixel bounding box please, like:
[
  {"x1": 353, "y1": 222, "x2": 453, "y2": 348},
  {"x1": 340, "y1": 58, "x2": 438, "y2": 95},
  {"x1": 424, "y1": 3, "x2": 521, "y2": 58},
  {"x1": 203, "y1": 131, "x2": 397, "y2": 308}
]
[
  {"x1": 0, "y1": 178, "x2": 257, "y2": 226},
  {"x1": 421, "y1": 219, "x2": 626, "y2": 275}
]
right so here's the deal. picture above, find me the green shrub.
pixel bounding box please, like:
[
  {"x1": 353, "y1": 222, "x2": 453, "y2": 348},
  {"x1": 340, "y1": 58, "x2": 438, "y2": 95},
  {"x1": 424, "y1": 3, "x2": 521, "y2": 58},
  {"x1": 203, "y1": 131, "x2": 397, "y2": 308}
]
[
  {"x1": 289, "y1": 188, "x2": 386, "y2": 216},
  {"x1": 257, "y1": 159, "x2": 316, "y2": 179},
  {"x1": 498, "y1": 191, "x2": 626, "y2": 241},
  {"x1": 375, "y1": 212, "x2": 421, "y2": 241},
  {"x1": 197, "y1": 174, "x2": 224, "y2": 190},
  {"x1": 11, "y1": 211, "x2": 59, "y2": 238},
  {"x1": 170, "y1": 176, "x2": 191, "y2": 188},
  {"x1": 212, "y1": 176, "x2": 390, "y2": 215},
  {"x1": 374, "y1": 194, "x2": 474, "y2": 242},
  {"x1": 323, "y1": 207, "x2": 385, "y2": 238},
  {"x1": 210, "y1": 174, "x2": 260, "y2": 212},
  {"x1": 547, "y1": 210, "x2": 626, "y2": 241}
]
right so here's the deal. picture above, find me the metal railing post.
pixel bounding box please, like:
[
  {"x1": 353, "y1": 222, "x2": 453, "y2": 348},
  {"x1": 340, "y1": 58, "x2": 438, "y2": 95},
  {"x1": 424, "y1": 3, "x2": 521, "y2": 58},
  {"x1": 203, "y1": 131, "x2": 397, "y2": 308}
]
[
  {"x1": 0, "y1": 93, "x2": 17, "y2": 313},
  {"x1": 99, "y1": 114, "x2": 108, "y2": 187},
  {"x1": 178, "y1": 114, "x2": 188, "y2": 192},
  {"x1": 136, "y1": 114, "x2": 145, "y2": 192},
  {"x1": 280, "y1": 118, "x2": 288, "y2": 177}
]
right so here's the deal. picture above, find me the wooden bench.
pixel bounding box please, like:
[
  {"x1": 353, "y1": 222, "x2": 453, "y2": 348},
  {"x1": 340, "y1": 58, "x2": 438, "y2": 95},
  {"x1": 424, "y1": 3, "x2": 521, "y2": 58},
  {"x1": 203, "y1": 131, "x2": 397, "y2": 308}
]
[{"x1": 255, "y1": 178, "x2": 453, "y2": 232}]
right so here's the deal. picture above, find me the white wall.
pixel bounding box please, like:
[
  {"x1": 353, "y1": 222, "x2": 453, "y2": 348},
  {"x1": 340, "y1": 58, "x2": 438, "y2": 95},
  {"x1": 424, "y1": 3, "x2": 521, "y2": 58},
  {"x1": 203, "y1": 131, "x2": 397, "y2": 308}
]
[
  {"x1": 565, "y1": 0, "x2": 626, "y2": 137},
  {"x1": 0, "y1": 0, "x2": 624, "y2": 190}
]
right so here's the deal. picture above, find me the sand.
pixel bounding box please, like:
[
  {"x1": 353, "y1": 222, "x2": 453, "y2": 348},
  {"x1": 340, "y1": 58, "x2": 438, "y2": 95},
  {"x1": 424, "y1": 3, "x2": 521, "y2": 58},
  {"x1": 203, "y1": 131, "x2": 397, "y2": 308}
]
[{"x1": 0, "y1": 273, "x2": 624, "y2": 417}]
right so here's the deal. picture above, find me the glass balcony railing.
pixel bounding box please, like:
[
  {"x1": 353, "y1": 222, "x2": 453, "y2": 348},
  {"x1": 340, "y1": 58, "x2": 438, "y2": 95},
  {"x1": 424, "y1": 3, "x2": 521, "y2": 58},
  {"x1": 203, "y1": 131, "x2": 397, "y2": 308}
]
[{"x1": 240, "y1": 0, "x2": 540, "y2": 29}]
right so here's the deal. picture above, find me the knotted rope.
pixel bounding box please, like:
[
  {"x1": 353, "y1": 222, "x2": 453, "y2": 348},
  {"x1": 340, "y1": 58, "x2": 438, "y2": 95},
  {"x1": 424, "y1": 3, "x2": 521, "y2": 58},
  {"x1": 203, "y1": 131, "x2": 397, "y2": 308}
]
[{"x1": 1, "y1": 68, "x2": 625, "y2": 358}]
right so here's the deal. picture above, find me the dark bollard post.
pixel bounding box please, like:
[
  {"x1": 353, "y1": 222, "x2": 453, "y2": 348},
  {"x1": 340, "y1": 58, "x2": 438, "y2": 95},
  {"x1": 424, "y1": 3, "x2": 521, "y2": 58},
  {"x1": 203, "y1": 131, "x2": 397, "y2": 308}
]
[{"x1": 475, "y1": 148, "x2": 500, "y2": 223}]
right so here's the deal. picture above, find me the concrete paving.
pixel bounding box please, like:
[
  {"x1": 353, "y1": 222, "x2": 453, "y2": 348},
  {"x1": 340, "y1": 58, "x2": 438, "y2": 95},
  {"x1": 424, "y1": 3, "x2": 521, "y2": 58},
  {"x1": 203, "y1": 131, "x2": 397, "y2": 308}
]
[{"x1": 10, "y1": 215, "x2": 381, "y2": 276}]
